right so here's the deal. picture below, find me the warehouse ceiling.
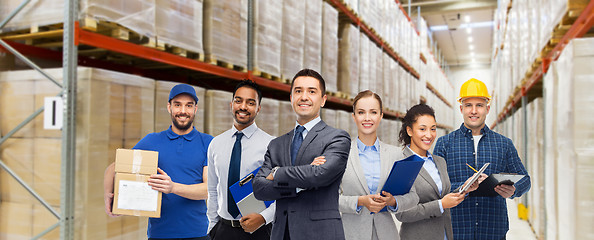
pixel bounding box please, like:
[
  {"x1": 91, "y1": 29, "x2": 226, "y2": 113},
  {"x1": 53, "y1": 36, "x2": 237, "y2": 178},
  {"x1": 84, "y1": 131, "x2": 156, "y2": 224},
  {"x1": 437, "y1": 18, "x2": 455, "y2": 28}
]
[{"x1": 403, "y1": 0, "x2": 498, "y2": 67}]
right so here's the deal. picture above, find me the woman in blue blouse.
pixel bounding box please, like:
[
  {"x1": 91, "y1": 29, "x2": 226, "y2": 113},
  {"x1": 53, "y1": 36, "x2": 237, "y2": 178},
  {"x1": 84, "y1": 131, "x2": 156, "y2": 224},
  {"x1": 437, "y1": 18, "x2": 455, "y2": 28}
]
[{"x1": 335, "y1": 90, "x2": 419, "y2": 240}]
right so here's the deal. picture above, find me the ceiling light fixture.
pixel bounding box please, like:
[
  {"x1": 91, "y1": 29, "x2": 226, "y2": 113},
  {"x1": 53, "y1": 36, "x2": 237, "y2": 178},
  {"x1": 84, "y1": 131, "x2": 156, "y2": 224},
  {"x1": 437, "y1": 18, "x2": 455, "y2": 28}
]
[
  {"x1": 466, "y1": 27, "x2": 472, "y2": 34},
  {"x1": 468, "y1": 37, "x2": 473, "y2": 42},
  {"x1": 465, "y1": 16, "x2": 471, "y2": 23}
]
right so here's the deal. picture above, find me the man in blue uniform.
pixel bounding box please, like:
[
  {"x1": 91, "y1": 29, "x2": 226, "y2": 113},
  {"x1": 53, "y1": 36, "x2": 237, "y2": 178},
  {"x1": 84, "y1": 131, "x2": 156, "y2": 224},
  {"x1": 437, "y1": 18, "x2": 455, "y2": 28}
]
[{"x1": 104, "y1": 83, "x2": 213, "y2": 239}]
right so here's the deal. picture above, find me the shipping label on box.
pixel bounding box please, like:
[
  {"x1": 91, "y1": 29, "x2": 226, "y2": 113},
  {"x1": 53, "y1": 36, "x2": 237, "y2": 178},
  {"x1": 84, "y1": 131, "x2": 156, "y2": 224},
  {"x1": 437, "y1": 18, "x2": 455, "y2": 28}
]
[{"x1": 112, "y1": 149, "x2": 161, "y2": 218}]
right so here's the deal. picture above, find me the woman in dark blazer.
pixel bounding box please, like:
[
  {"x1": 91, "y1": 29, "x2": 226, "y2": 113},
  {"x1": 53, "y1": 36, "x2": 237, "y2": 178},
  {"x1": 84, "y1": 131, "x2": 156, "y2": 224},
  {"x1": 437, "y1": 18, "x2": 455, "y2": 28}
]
[{"x1": 394, "y1": 104, "x2": 482, "y2": 240}]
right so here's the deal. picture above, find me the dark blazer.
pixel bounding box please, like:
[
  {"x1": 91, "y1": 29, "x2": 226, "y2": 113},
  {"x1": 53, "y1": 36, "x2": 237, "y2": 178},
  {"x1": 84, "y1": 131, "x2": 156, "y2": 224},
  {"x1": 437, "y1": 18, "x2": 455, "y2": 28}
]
[
  {"x1": 253, "y1": 120, "x2": 351, "y2": 240},
  {"x1": 394, "y1": 147, "x2": 453, "y2": 240}
]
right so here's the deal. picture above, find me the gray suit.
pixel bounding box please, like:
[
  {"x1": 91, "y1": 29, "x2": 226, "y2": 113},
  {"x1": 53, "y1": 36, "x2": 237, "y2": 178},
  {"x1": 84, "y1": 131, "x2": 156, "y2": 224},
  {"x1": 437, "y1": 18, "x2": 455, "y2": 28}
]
[
  {"x1": 395, "y1": 147, "x2": 453, "y2": 240},
  {"x1": 339, "y1": 140, "x2": 419, "y2": 240},
  {"x1": 253, "y1": 120, "x2": 351, "y2": 240}
]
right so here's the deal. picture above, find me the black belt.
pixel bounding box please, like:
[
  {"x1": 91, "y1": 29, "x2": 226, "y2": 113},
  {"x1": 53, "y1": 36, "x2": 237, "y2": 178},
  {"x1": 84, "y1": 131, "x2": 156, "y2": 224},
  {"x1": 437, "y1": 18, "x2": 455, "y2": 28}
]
[{"x1": 220, "y1": 218, "x2": 242, "y2": 228}]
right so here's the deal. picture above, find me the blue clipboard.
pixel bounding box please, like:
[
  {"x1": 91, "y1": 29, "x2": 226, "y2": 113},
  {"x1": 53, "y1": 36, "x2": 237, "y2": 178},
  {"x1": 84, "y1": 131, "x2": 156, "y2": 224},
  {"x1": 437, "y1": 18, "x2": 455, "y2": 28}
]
[
  {"x1": 229, "y1": 167, "x2": 274, "y2": 217},
  {"x1": 378, "y1": 154, "x2": 424, "y2": 212}
]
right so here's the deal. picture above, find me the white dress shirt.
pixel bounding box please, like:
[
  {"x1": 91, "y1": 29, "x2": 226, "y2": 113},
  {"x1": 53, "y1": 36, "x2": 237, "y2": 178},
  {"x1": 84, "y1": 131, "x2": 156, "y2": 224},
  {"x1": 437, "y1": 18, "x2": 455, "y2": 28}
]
[{"x1": 206, "y1": 123, "x2": 276, "y2": 232}]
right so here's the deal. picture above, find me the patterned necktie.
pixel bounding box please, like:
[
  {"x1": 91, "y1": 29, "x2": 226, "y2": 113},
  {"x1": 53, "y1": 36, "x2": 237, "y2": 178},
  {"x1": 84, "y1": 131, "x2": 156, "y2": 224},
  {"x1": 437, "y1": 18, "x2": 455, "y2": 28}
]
[
  {"x1": 291, "y1": 125, "x2": 305, "y2": 165},
  {"x1": 227, "y1": 131, "x2": 243, "y2": 218}
]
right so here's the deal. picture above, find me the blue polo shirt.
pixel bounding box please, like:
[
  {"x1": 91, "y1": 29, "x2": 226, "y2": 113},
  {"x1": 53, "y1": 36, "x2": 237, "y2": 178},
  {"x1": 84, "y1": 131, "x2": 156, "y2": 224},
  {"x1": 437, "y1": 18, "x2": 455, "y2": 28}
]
[{"x1": 133, "y1": 126, "x2": 213, "y2": 239}]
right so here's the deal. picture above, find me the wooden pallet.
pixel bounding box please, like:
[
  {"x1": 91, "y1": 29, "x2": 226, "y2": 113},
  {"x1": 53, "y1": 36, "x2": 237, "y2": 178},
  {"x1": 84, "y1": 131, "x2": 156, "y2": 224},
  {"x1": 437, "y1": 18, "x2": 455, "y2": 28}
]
[
  {"x1": 252, "y1": 68, "x2": 281, "y2": 81},
  {"x1": 205, "y1": 54, "x2": 247, "y2": 72}
]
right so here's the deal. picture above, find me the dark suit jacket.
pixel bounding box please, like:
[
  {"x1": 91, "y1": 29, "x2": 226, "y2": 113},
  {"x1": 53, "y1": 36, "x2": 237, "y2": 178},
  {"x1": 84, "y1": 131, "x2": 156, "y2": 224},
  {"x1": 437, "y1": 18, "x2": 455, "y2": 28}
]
[{"x1": 253, "y1": 120, "x2": 351, "y2": 240}]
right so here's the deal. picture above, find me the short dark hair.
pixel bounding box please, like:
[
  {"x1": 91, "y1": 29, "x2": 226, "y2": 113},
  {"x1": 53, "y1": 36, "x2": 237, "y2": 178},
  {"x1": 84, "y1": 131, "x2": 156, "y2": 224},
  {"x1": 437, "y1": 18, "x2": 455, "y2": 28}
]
[
  {"x1": 233, "y1": 79, "x2": 262, "y2": 104},
  {"x1": 398, "y1": 104, "x2": 436, "y2": 146},
  {"x1": 352, "y1": 90, "x2": 383, "y2": 113},
  {"x1": 290, "y1": 68, "x2": 326, "y2": 96}
]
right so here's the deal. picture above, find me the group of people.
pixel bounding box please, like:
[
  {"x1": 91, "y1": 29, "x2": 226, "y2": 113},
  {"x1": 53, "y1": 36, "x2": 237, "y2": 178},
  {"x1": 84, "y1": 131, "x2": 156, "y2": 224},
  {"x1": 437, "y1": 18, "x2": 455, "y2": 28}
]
[{"x1": 103, "y1": 68, "x2": 530, "y2": 240}]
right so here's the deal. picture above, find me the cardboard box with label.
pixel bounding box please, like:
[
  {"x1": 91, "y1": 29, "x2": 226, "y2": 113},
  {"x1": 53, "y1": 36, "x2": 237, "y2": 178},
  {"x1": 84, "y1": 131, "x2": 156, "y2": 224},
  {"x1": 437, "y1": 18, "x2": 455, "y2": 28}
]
[{"x1": 113, "y1": 149, "x2": 161, "y2": 218}]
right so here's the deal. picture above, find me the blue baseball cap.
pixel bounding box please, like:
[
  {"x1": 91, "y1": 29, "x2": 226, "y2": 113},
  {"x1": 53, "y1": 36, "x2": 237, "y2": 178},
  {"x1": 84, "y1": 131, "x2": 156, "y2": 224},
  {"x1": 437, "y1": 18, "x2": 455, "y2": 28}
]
[{"x1": 169, "y1": 84, "x2": 199, "y2": 103}]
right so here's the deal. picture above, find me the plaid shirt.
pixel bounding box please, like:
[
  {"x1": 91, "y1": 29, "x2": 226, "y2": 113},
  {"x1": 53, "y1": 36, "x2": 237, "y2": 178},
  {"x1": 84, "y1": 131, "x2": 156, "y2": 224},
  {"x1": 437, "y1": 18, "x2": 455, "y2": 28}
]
[{"x1": 434, "y1": 124, "x2": 531, "y2": 240}]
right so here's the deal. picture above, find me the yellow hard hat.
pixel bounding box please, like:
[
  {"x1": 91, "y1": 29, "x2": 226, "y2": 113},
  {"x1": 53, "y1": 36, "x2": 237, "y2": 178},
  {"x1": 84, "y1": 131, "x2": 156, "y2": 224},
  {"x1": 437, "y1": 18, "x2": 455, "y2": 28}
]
[{"x1": 458, "y1": 78, "x2": 491, "y2": 103}]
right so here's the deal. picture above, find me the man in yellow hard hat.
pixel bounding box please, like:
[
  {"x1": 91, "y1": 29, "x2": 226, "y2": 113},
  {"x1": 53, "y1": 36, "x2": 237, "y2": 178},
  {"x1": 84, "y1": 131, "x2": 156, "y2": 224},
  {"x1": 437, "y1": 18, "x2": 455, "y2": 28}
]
[{"x1": 433, "y1": 78, "x2": 531, "y2": 240}]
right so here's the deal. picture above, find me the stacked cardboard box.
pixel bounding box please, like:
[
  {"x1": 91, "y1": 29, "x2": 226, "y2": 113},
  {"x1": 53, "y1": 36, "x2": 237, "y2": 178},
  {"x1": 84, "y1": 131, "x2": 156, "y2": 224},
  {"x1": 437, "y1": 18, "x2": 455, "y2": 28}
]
[
  {"x1": 204, "y1": 90, "x2": 234, "y2": 137},
  {"x1": 203, "y1": 0, "x2": 248, "y2": 68},
  {"x1": 255, "y1": 98, "x2": 280, "y2": 137},
  {"x1": 0, "y1": 67, "x2": 153, "y2": 239}
]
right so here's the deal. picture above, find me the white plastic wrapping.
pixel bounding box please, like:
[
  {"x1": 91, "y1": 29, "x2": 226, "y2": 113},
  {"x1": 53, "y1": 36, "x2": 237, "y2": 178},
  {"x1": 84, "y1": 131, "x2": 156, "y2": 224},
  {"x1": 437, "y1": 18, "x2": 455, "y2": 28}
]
[
  {"x1": 278, "y1": 101, "x2": 295, "y2": 135},
  {"x1": 338, "y1": 23, "x2": 360, "y2": 98},
  {"x1": 255, "y1": 97, "x2": 280, "y2": 137},
  {"x1": 322, "y1": 2, "x2": 339, "y2": 93},
  {"x1": 280, "y1": 0, "x2": 305, "y2": 80},
  {"x1": 359, "y1": 33, "x2": 370, "y2": 92},
  {"x1": 303, "y1": 0, "x2": 322, "y2": 73},
  {"x1": 253, "y1": 0, "x2": 282, "y2": 77},
  {"x1": 321, "y1": 108, "x2": 338, "y2": 129},
  {"x1": 203, "y1": 0, "x2": 248, "y2": 68},
  {"x1": 155, "y1": 0, "x2": 203, "y2": 55}
]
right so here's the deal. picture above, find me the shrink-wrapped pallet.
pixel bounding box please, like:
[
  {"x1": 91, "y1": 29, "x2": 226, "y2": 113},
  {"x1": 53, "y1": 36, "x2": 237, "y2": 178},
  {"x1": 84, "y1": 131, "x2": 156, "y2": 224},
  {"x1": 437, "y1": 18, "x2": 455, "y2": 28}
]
[
  {"x1": 253, "y1": 0, "x2": 282, "y2": 77},
  {"x1": 321, "y1": 108, "x2": 338, "y2": 129},
  {"x1": 398, "y1": 66, "x2": 408, "y2": 112},
  {"x1": 203, "y1": 0, "x2": 248, "y2": 68},
  {"x1": 336, "y1": 110, "x2": 353, "y2": 138},
  {"x1": 255, "y1": 97, "x2": 280, "y2": 137},
  {"x1": 205, "y1": 90, "x2": 234, "y2": 136},
  {"x1": 527, "y1": 98, "x2": 545, "y2": 238},
  {"x1": 281, "y1": 1, "x2": 305, "y2": 80},
  {"x1": 367, "y1": 39, "x2": 377, "y2": 93},
  {"x1": 359, "y1": 33, "x2": 370, "y2": 92},
  {"x1": 0, "y1": 67, "x2": 154, "y2": 239},
  {"x1": 1, "y1": 0, "x2": 156, "y2": 38},
  {"x1": 338, "y1": 23, "x2": 360, "y2": 98},
  {"x1": 321, "y1": 2, "x2": 338, "y2": 93},
  {"x1": 155, "y1": 80, "x2": 205, "y2": 133},
  {"x1": 155, "y1": 0, "x2": 203, "y2": 55},
  {"x1": 278, "y1": 101, "x2": 295, "y2": 135},
  {"x1": 303, "y1": 0, "x2": 322, "y2": 73},
  {"x1": 388, "y1": 57, "x2": 399, "y2": 112},
  {"x1": 374, "y1": 48, "x2": 384, "y2": 102},
  {"x1": 554, "y1": 38, "x2": 594, "y2": 240}
]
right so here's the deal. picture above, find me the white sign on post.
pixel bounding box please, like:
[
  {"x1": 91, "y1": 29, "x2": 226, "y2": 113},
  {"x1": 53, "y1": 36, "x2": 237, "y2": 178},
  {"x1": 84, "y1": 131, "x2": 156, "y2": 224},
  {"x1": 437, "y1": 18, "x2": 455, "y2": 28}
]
[{"x1": 43, "y1": 97, "x2": 63, "y2": 130}]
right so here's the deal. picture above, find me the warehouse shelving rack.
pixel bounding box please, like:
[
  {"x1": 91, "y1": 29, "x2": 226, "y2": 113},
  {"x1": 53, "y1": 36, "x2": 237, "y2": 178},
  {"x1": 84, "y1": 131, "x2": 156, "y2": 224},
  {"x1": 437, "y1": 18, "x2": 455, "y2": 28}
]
[
  {"x1": 0, "y1": 1, "x2": 454, "y2": 239},
  {"x1": 492, "y1": 0, "x2": 594, "y2": 128}
]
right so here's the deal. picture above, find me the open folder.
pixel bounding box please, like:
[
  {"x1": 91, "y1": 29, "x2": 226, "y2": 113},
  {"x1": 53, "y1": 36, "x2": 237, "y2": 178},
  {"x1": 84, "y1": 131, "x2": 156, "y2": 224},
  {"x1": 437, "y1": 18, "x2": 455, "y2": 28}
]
[
  {"x1": 378, "y1": 154, "x2": 425, "y2": 212},
  {"x1": 229, "y1": 167, "x2": 274, "y2": 217},
  {"x1": 470, "y1": 173, "x2": 527, "y2": 197}
]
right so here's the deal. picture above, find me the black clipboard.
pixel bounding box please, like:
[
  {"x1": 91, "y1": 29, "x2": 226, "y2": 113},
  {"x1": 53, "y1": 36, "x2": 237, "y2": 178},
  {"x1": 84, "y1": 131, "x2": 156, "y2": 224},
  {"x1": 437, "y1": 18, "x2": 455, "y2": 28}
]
[{"x1": 470, "y1": 173, "x2": 526, "y2": 197}]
